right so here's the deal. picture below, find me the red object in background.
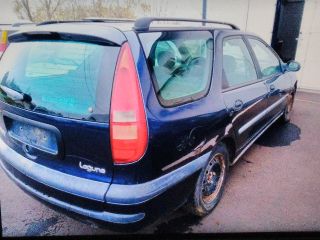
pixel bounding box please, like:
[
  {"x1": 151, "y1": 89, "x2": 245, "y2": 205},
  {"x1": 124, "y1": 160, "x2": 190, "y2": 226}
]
[{"x1": 0, "y1": 30, "x2": 8, "y2": 54}]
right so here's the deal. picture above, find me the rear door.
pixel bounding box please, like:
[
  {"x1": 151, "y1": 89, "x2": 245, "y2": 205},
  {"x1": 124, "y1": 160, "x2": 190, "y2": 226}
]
[
  {"x1": 0, "y1": 34, "x2": 122, "y2": 183},
  {"x1": 221, "y1": 36, "x2": 269, "y2": 150}
]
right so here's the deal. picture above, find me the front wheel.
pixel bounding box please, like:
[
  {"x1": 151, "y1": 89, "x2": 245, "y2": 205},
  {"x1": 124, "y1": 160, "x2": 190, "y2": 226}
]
[{"x1": 186, "y1": 143, "x2": 229, "y2": 216}]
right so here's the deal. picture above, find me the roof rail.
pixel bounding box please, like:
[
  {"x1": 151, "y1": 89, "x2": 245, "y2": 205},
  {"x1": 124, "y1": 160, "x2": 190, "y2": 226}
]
[
  {"x1": 11, "y1": 22, "x2": 35, "y2": 27},
  {"x1": 37, "y1": 18, "x2": 135, "y2": 26},
  {"x1": 37, "y1": 20, "x2": 83, "y2": 26},
  {"x1": 82, "y1": 17, "x2": 135, "y2": 22},
  {"x1": 134, "y1": 17, "x2": 240, "y2": 31}
]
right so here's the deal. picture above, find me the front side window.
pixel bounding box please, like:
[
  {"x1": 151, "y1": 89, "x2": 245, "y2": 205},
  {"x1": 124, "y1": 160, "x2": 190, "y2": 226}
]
[
  {"x1": 248, "y1": 38, "x2": 282, "y2": 77},
  {"x1": 222, "y1": 37, "x2": 257, "y2": 88},
  {"x1": 139, "y1": 31, "x2": 213, "y2": 106}
]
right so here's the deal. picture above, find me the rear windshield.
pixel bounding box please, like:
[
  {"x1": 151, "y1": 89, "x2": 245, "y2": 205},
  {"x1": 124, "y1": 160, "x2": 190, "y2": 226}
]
[{"x1": 0, "y1": 40, "x2": 119, "y2": 122}]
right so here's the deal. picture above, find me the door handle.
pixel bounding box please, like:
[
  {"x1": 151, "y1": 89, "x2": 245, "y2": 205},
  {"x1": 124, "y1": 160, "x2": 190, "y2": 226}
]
[{"x1": 233, "y1": 99, "x2": 243, "y2": 112}]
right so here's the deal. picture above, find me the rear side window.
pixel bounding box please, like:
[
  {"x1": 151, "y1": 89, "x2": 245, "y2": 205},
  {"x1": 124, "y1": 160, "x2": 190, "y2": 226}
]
[
  {"x1": 0, "y1": 40, "x2": 119, "y2": 122},
  {"x1": 248, "y1": 38, "x2": 282, "y2": 77},
  {"x1": 222, "y1": 37, "x2": 257, "y2": 88},
  {"x1": 139, "y1": 31, "x2": 213, "y2": 106}
]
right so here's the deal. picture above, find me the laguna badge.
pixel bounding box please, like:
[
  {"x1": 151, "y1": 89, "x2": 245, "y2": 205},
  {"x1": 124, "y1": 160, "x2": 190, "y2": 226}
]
[{"x1": 79, "y1": 161, "x2": 106, "y2": 174}]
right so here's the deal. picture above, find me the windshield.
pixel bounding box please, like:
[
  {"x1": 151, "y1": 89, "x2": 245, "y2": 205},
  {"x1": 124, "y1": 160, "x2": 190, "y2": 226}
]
[{"x1": 0, "y1": 40, "x2": 119, "y2": 122}]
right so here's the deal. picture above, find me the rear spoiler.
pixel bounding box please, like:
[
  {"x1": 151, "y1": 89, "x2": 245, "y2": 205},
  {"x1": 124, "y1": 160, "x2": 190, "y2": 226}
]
[
  {"x1": 8, "y1": 31, "x2": 121, "y2": 47},
  {"x1": 8, "y1": 23, "x2": 127, "y2": 46}
]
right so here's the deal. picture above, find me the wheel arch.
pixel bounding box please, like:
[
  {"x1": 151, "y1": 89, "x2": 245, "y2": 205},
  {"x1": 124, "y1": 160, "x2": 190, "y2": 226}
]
[{"x1": 219, "y1": 136, "x2": 236, "y2": 164}]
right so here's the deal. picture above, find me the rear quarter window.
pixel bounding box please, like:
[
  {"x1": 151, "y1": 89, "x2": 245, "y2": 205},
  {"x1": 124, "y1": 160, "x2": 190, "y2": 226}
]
[{"x1": 139, "y1": 31, "x2": 214, "y2": 107}]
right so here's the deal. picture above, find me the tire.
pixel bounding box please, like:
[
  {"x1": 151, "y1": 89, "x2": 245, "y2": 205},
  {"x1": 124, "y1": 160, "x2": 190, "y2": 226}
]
[
  {"x1": 280, "y1": 94, "x2": 294, "y2": 124},
  {"x1": 186, "y1": 143, "x2": 229, "y2": 217}
]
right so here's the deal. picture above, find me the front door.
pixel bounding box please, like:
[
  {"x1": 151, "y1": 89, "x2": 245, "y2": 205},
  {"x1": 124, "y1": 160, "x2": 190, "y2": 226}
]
[{"x1": 221, "y1": 36, "x2": 269, "y2": 150}]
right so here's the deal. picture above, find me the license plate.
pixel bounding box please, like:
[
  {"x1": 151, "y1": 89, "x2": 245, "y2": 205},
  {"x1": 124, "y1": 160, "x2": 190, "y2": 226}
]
[{"x1": 8, "y1": 120, "x2": 58, "y2": 155}]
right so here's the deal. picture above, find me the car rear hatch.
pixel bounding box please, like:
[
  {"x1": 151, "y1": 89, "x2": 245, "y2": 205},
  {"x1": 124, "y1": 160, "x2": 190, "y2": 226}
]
[{"x1": 0, "y1": 24, "x2": 127, "y2": 184}]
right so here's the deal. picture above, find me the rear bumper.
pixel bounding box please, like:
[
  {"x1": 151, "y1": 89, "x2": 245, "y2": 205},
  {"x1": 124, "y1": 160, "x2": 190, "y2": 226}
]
[
  {"x1": 0, "y1": 159, "x2": 145, "y2": 224},
  {"x1": 0, "y1": 136, "x2": 209, "y2": 225}
]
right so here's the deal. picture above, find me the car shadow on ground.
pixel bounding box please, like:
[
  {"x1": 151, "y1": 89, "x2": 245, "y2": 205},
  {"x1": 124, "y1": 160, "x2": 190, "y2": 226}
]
[
  {"x1": 153, "y1": 210, "x2": 202, "y2": 233},
  {"x1": 256, "y1": 122, "x2": 301, "y2": 147}
]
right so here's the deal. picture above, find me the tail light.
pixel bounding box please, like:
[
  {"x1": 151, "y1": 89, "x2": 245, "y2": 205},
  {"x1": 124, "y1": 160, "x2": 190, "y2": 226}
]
[
  {"x1": 0, "y1": 30, "x2": 8, "y2": 54},
  {"x1": 110, "y1": 42, "x2": 148, "y2": 164}
]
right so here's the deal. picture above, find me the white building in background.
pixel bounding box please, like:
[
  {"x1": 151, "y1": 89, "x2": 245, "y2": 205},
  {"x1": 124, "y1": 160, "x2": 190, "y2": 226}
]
[
  {"x1": 295, "y1": 0, "x2": 320, "y2": 91},
  {"x1": 138, "y1": 0, "x2": 276, "y2": 44},
  {"x1": 0, "y1": 0, "x2": 19, "y2": 23}
]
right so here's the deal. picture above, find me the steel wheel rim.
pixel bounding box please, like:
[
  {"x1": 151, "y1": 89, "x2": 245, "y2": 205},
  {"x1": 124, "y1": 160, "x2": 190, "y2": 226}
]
[{"x1": 201, "y1": 153, "x2": 226, "y2": 204}]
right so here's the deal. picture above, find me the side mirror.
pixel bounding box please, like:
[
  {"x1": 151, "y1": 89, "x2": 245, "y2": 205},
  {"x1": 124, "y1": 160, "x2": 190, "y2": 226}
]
[{"x1": 286, "y1": 60, "x2": 301, "y2": 72}]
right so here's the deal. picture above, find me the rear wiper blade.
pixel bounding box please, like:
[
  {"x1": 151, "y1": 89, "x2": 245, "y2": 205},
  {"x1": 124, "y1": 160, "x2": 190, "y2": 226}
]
[
  {"x1": 0, "y1": 85, "x2": 32, "y2": 102},
  {"x1": 33, "y1": 105, "x2": 62, "y2": 117}
]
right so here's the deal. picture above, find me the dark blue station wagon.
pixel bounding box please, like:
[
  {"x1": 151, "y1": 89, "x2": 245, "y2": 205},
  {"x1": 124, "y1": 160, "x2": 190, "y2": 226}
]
[{"x1": 0, "y1": 18, "x2": 300, "y2": 229}]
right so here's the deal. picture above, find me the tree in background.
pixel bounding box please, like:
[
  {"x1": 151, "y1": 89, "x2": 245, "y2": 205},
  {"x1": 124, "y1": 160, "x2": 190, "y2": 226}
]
[
  {"x1": 14, "y1": 0, "x2": 62, "y2": 22},
  {"x1": 12, "y1": 0, "x2": 168, "y2": 22}
]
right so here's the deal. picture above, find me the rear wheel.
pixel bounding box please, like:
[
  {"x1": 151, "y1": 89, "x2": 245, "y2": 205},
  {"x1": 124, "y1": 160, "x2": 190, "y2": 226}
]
[
  {"x1": 281, "y1": 94, "x2": 294, "y2": 123},
  {"x1": 186, "y1": 143, "x2": 229, "y2": 216}
]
